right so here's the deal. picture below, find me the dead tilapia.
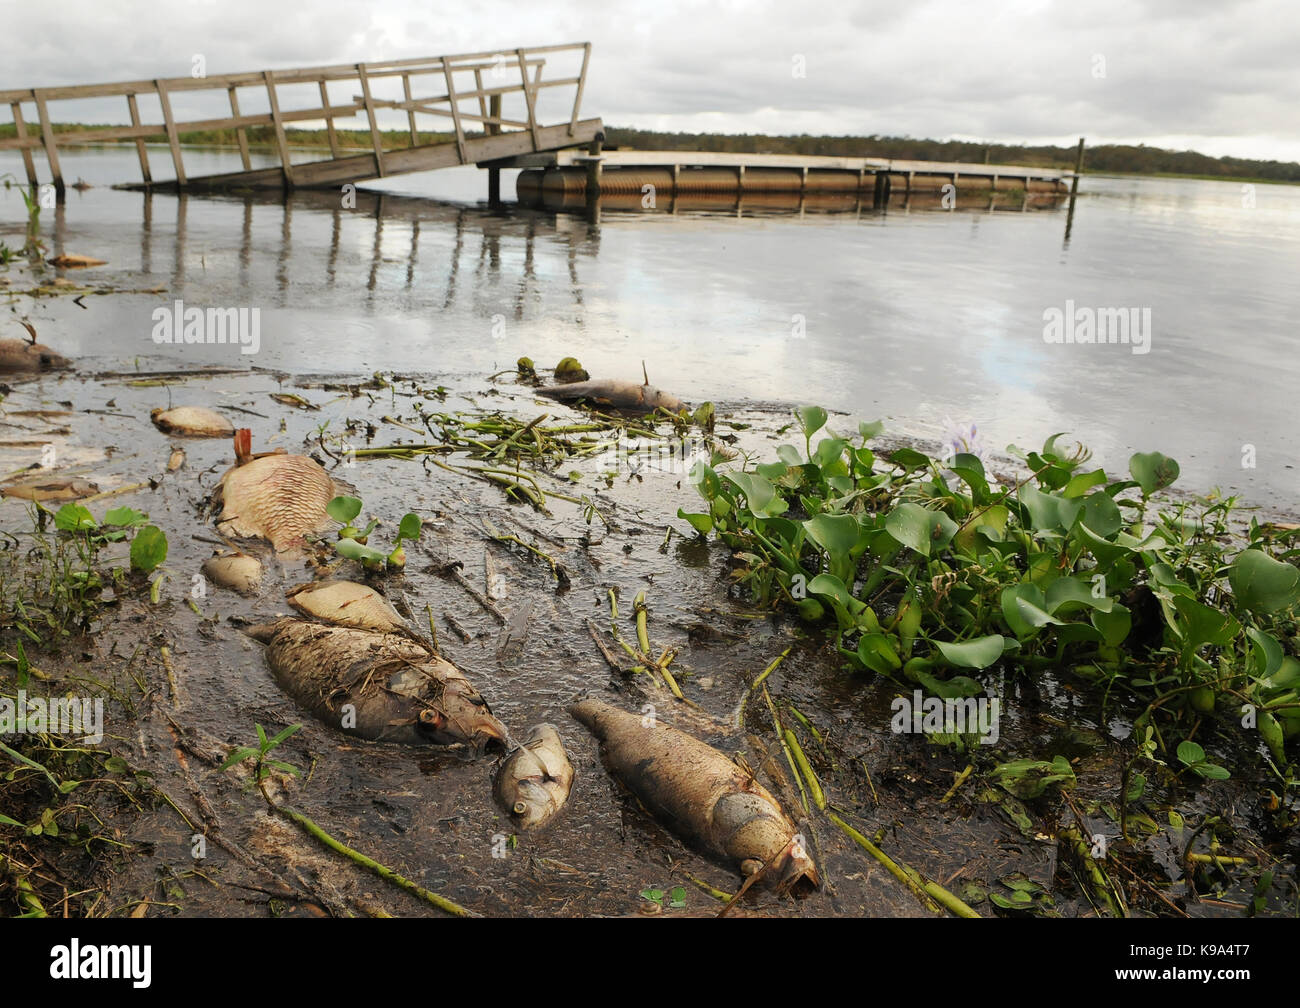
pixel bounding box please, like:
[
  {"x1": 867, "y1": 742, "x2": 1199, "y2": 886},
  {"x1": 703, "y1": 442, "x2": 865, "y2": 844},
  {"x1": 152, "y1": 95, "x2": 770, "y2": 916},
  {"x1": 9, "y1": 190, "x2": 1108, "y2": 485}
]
[
  {"x1": 151, "y1": 406, "x2": 234, "y2": 438},
  {"x1": 0, "y1": 338, "x2": 70, "y2": 374},
  {"x1": 495, "y1": 724, "x2": 575, "y2": 830},
  {"x1": 202, "y1": 552, "x2": 263, "y2": 595},
  {"x1": 569, "y1": 697, "x2": 818, "y2": 890},
  {"x1": 536, "y1": 379, "x2": 686, "y2": 415},
  {"x1": 249, "y1": 619, "x2": 508, "y2": 748},
  {"x1": 286, "y1": 579, "x2": 407, "y2": 634},
  {"x1": 213, "y1": 428, "x2": 338, "y2": 551}
]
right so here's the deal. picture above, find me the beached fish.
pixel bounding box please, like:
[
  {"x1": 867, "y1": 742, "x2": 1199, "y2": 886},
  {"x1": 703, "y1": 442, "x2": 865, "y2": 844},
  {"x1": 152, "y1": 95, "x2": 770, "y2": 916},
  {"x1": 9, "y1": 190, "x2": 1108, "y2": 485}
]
[
  {"x1": 0, "y1": 338, "x2": 71, "y2": 374},
  {"x1": 151, "y1": 406, "x2": 234, "y2": 438},
  {"x1": 495, "y1": 724, "x2": 575, "y2": 830},
  {"x1": 201, "y1": 553, "x2": 263, "y2": 596},
  {"x1": 569, "y1": 697, "x2": 818, "y2": 889},
  {"x1": 286, "y1": 579, "x2": 407, "y2": 634},
  {"x1": 248, "y1": 619, "x2": 508, "y2": 748},
  {"x1": 0, "y1": 477, "x2": 98, "y2": 502},
  {"x1": 213, "y1": 428, "x2": 339, "y2": 551},
  {"x1": 536, "y1": 379, "x2": 687, "y2": 415}
]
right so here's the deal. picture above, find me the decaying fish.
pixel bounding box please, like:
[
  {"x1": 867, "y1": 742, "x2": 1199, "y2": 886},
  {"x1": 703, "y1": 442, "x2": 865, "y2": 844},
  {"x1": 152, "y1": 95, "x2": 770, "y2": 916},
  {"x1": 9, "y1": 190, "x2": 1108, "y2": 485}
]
[
  {"x1": 151, "y1": 406, "x2": 235, "y2": 438},
  {"x1": 47, "y1": 253, "x2": 106, "y2": 268},
  {"x1": 536, "y1": 379, "x2": 687, "y2": 415},
  {"x1": 286, "y1": 579, "x2": 407, "y2": 634},
  {"x1": 248, "y1": 619, "x2": 508, "y2": 748},
  {"x1": 0, "y1": 338, "x2": 71, "y2": 374},
  {"x1": 213, "y1": 428, "x2": 338, "y2": 551},
  {"x1": 201, "y1": 552, "x2": 263, "y2": 595},
  {"x1": 569, "y1": 697, "x2": 818, "y2": 890},
  {"x1": 1, "y1": 477, "x2": 99, "y2": 502},
  {"x1": 495, "y1": 724, "x2": 575, "y2": 830}
]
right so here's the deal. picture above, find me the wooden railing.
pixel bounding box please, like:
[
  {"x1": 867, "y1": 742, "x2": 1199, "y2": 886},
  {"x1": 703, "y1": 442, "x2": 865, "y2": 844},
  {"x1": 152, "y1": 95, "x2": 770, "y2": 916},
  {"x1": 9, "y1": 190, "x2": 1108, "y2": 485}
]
[{"x1": 0, "y1": 43, "x2": 593, "y2": 191}]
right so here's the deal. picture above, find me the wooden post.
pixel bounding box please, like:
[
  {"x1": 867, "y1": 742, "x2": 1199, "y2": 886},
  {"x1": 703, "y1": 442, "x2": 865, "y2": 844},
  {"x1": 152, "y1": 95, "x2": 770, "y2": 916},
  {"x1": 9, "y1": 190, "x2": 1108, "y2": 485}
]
[
  {"x1": 474, "y1": 68, "x2": 488, "y2": 134},
  {"x1": 402, "y1": 72, "x2": 418, "y2": 146},
  {"x1": 10, "y1": 101, "x2": 38, "y2": 186},
  {"x1": 442, "y1": 61, "x2": 467, "y2": 163},
  {"x1": 1065, "y1": 137, "x2": 1085, "y2": 243},
  {"x1": 227, "y1": 87, "x2": 251, "y2": 170},
  {"x1": 487, "y1": 91, "x2": 502, "y2": 203},
  {"x1": 263, "y1": 70, "x2": 294, "y2": 187},
  {"x1": 357, "y1": 63, "x2": 386, "y2": 177},
  {"x1": 124, "y1": 93, "x2": 152, "y2": 184},
  {"x1": 800, "y1": 165, "x2": 808, "y2": 193},
  {"x1": 153, "y1": 81, "x2": 185, "y2": 188},
  {"x1": 516, "y1": 49, "x2": 540, "y2": 150},
  {"x1": 568, "y1": 42, "x2": 591, "y2": 136},
  {"x1": 585, "y1": 132, "x2": 603, "y2": 206},
  {"x1": 318, "y1": 80, "x2": 339, "y2": 158},
  {"x1": 32, "y1": 89, "x2": 64, "y2": 194}
]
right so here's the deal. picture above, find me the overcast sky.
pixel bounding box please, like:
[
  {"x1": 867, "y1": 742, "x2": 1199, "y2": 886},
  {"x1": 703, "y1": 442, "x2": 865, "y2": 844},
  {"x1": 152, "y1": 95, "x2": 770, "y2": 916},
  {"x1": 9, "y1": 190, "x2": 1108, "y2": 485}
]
[{"x1": 5, "y1": 0, "x2": 1298, "y2": 162}]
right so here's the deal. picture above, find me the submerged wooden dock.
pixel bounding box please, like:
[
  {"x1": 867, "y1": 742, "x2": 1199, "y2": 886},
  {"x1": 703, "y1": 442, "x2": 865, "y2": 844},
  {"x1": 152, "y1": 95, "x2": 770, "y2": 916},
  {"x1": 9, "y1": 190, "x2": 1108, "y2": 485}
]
[{"x1": 0, "y1": 44, "x2": 600, "y2": 194}]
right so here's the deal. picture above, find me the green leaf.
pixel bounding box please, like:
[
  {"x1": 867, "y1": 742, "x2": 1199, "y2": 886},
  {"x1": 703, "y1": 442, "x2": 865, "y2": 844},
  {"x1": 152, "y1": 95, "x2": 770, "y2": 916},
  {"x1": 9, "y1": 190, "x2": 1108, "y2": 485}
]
[
  {"x1": 1128, "y1": 451, "x2": 1180, "y2": 496},
  {"x1": 1193, "y1": 763, "x2": 1230, "y2": 781},
  {"x1": 857, "y1": 633, "x2": 902, "y2": 673},
  {"x1": 1229, "y1": 549, "x2": 1300, "y2": 614},
  {"x1": 54, "y1": 503, "x2": 97, "y2": 533},
  {"x1": 859, "y1": 420, "x2": 884, "y2": 440},
  {"x1": 129, "y1": 525, "x2": 168, "y2": 573},
  {"x1": 268, "y1": 724, "x2": 301, "y2": 747},
  {"x1": 639, "y1": 888, "x2": 665, "y2": 904},
  {"x1": 1090, "y1": 603, "x2": 1131, "y2": 646},
  {"x1": 103, "y1": 506, "x2": 148, "y2": 527},
  {"x1": 668, "y1": 886, "x2": 687, "y2": 909},
  {"x1": 934, "y1": 634, "x2": 1006, "y2": 670},
  {"x1": 335, "y1": 537, "x2": 390, "y2": 566},
  {"x1": 326, "y1": 495, "x2": 363, "y2": 523},
  {"x1": 724, "y1": 472, "x2": 788, "y2": 518},
  {"x1": 776, "y1": 444, "x2": 804, "y2": 467},
  {"x1": 218, "y1": 747, "x2": 259, "y2": 771},
  {"x1": 1176, "y1": 740, "x2": 1205, "y2": 766},
  {"x1": 1078, "y1": 491, "x2": 1122, "y2": 538},
  {"x1": 1018, "y1": 485, "x2": 1081, "y2": 533},
  {"x1": 1000, "y1": 584, "x2": 1061, "y2": 640},
  {"x1": 676, "y1": 509, "x2": 713, "y2": 535},
  {"x1": 397, "y1": 513, "x2": 423, "y2": 542},
  {"x1": 1044, "y1": 576, "x2": 1113, "y2": 615},
  {"x1": 795, "y1": 406, "x2": 828, "y2": 441},
  {"x1": 1062, "y1": 469, "x2": 1107, "y2": 499},
  {"x1": 885, "y1": 502, "x2": 957, "y2": 557},
  {"x1": 804, "y1": 513, "x2": 864, "y2": 559},
  {"x1": 1171, "y1": 596, "x2": 1239, "y2": 649},
  {"x1": 948, "y1": 453, "x2": 990, "y2": 502},
  {"x1": 953, "y1": 505, "x2": 1009, "y2": 555}
]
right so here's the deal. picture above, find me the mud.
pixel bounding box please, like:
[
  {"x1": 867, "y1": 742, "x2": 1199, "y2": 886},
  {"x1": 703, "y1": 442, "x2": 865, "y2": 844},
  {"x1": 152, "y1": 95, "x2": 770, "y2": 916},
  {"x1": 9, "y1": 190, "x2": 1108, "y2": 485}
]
[{"x1": 0, "y1": 365, "x2": 1295, "y2": 918}]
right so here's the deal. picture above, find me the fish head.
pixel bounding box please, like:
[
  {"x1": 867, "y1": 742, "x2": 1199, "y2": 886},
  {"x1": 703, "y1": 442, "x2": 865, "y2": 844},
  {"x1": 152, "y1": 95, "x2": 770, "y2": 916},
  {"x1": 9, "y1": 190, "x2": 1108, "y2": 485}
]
[
  {"x1": 496, "y1": 725, "x2": 574, "y2": 830},
  {"x1": 714, "y1": 791, "x2": 820, "y2": 892},
  {"x1": 503, "y1": 776, "x2": 559, "y2": 831},
  {"x1": 416, "y1": 685, "x2": 509, "y2": 752}
]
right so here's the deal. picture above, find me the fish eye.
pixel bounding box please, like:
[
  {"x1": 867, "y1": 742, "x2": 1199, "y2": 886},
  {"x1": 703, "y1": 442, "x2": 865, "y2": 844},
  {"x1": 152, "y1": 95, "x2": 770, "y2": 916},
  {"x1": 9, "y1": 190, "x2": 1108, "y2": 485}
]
[{"x1": 513, "y1": 801, "x2": 528, "y2": 815}]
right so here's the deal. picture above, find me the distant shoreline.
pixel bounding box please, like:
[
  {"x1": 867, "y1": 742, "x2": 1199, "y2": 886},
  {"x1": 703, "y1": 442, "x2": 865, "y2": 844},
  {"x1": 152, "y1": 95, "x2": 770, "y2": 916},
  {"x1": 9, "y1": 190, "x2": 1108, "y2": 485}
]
[{"x1": 3, "y1": 122, "x2": 1296, "y2": 187}]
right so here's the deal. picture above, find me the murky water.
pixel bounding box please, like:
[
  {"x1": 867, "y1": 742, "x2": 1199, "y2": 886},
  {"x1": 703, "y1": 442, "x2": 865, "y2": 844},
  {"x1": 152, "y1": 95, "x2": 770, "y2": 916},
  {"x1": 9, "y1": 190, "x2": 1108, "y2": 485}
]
[{"x1": 2, "y1": 144, "x2": 1298, "y2": 511}]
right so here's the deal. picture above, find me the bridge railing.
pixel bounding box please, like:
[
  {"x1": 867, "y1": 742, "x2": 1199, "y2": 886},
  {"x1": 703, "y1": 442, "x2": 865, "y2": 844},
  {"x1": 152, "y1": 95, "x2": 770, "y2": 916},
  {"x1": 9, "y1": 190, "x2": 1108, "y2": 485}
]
[{"x1": 0, "y1": 42, "x2": 593, "y2": 191}]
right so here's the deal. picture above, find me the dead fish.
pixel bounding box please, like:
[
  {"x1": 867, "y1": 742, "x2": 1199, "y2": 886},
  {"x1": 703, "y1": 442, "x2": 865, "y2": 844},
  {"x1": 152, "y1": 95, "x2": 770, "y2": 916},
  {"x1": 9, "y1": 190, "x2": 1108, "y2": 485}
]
[
  {"x1": 1, "y1": 477, "x2": 99, "y2": 502},
  {"x1": 0, "y1": 338, "x2": 71, "y2": 374},
  {"x1": 201, "y1": 553, "x2": 263, "y2": 595},
  {"x1": 536, "y1": 379, "x2": 687, "y2": 415},
  {"x1": 213, "y1": 428, "x2": 338, "y2": 551},
  {"x1": 151, "y1": 406, "x2": 234, "y2": 438},
  {"x1": 167, "y1": 447, "x2": 185, "y2": 472},
  {"x1": 47, "y1": 253, "x2": 106, "y2": 268},
  {"x1": 248, "y1": 619, "x2": 509, "y2": 748},
  {"x1": 495, "y1": 724, "x2": 575, "y2": 830},
  {"x1": 286, "y1": 579, "x2": 407, "y2": 634},
  {"x1": 568, "y1": 697, "x2": 818, "y2": 890}
]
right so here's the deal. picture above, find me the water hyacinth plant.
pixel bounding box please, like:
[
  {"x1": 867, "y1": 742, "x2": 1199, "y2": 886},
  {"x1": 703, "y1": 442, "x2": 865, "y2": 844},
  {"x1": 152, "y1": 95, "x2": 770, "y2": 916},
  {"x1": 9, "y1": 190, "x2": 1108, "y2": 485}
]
[{"x1": 680, "y1": 406, "x2": 1300, "y2": 752}]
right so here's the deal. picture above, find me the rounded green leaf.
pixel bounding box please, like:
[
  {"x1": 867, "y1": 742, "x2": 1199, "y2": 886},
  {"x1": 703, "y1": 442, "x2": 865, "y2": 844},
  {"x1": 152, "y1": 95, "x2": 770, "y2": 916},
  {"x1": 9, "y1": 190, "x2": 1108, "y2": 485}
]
[
  {"x1": 129, "y1": 525, "x2": 168, "y2": 573},
  {"x1": 54, "y1": 503, "x2": 97, "y2": 533},
  {"x1": 1128, "y1": 451, "x2": 1180, "y2": 496},
  {"x1": 885, "y1": 502, "x2": 957, "y2": 557},
  {"x1": 796, "y1": 406, "x2": 828, "y2": 440},
  {"x1": 397, "y1": 512, "x2": 423, "y2": 542},
  {"x1": 327, "y1": 495, "x2": 363, "y2": 524},
  {"x1": 934, "y1": 634, "x2": 1006, "y2": 670},
  {"x1": 1229, "y1": 549, "x2": 1300, "y2": 614}
]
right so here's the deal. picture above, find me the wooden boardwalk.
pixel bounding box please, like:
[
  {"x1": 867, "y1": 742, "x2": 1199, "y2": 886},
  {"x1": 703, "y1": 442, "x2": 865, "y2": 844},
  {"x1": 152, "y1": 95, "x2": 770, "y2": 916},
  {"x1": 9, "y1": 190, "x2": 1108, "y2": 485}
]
[{"x1": 0, "y1": 43, "x2": 601, "y2": 193}]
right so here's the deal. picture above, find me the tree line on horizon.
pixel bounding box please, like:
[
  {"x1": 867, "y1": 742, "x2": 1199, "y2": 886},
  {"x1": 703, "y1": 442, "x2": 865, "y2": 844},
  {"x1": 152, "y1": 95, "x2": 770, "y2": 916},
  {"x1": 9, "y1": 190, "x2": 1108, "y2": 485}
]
[{"x1": 605, "y1": 127, "x2": 1300, "y2": 183}]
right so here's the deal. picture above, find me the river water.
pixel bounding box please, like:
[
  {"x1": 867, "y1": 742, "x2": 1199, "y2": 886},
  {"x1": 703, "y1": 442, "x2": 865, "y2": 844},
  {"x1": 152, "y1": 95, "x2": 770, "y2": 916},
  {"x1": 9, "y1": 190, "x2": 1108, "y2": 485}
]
[{"x1": 3, "y1": 144, "x2": 1298, "y2": 512}]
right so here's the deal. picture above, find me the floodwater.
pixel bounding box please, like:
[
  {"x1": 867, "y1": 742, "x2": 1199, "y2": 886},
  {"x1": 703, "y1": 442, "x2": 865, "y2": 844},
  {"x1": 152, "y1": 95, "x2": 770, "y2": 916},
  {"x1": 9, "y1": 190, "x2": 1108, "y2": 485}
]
[
  {"x1": 1, "y1": 144, "x2": 1297, "y2": 917},
  {"x1": 2, "y1": 144, "x2": 1298, "y2": 512}
]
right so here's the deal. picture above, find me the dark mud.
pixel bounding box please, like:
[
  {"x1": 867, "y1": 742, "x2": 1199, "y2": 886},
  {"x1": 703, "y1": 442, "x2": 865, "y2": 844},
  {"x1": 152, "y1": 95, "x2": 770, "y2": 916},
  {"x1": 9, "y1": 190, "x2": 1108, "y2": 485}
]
[{"x1": 1, "y1": 365, "x2": 1295, "y2": 917}]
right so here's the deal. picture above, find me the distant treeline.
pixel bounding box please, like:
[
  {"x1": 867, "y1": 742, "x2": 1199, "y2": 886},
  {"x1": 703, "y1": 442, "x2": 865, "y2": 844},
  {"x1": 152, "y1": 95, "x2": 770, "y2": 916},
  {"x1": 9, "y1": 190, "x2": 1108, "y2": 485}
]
[
  {"x1": 2, "y1": 121, "x2": 1295, "y2": 183},
  {"x1": 605, "y1": 128, "x2": 1300, "y2": 183}
]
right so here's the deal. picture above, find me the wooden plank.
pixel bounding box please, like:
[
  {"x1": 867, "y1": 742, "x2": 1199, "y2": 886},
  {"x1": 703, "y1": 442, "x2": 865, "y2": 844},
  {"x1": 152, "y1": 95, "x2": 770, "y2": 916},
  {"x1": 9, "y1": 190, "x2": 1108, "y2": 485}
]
[
  {"x1": 442, "y1": 62, "x2": 467, "y2": 163},
  {"x1": 126, "y1": 92, "x2": 152, "y2": 184},
  {"x1": 263, "y1": 70, "x2": 294, "y2": 187},
  {"x1": 356, "y1": 63, "x2": 386, "y2": 177},
  {"x1": 318, "y1": 80, "x2": 339, "y2": 158},
  {"x1": 32, "y1": 89, "x2": 64, "y2": 192},
  {"x1": 516, "y1": 49, "x2": 539, "y2": 150},
  {"x1": 10, "y1": 101, "x2": 38, "y2": 185},
  {"x1": 569, "y1": 42, "x2": 590, "y2": 136},
  {"x1": 402, "y1": 72, "x2": 418, "y2": 145},
  {"x1": 154, "y1": 80, "x2": 186, "y2": 186},
  {"x1": 474, "y1": 69, "x2": 488, "y2": 133},
  {"x1": 227, "y1": 87, "x2": 251, "y2": 170}
]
